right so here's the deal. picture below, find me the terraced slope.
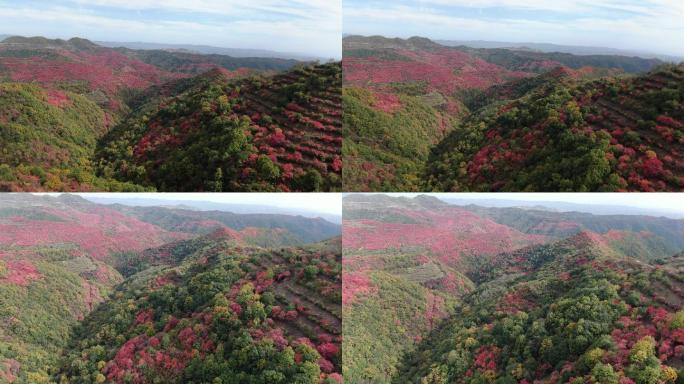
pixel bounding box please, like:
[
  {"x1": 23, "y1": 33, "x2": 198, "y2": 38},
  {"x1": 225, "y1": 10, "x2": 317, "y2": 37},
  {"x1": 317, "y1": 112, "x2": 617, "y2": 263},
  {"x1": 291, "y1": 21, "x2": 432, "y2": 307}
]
[
  {"x1": 396, "y1": 232, "x2": 684, "y2": 383},
  {"x1": 96, "y1": 63, "x2": 342, "y2": 191},
  {"x1": 426, "y1": 64, "x2": 684, "y2": 191},
  {"x1": 56, "y1": 234, "x2": 342, "y2": 383}
]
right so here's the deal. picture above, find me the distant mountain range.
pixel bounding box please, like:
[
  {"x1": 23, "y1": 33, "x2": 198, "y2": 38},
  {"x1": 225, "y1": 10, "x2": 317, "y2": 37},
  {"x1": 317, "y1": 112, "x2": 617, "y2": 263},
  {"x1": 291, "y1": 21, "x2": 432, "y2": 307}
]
[
  {"x1": 437, "y1": 39, "x2": 684, "y2": 63},
  {"x1": 439, "y1": 197, "x2": 684, "y2": 219},
  {"x1": 95, "y1": 40, "x2": 325, "y2": 61},
  {"x1": 0, "y1": 34, "x2": 323, "y2": 61},
  {"x1": 84, "y1": 196, "x2": 342, "y2": 224}
]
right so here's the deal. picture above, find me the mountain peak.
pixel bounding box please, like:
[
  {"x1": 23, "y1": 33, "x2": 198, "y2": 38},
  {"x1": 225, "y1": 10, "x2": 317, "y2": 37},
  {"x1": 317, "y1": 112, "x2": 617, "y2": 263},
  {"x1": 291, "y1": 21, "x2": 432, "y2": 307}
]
[
  {"x1": 206, "y1": 226, "x2": 243, "y2": 241},
  {"x1": 55, "y1": 193, "x2": 92, "y2": 205},
  {"x1": 1, "y1": 35, "x2": 99, "y2": 51},
  {"x1": 412, "y1": 194, "x2": 448, "y2": 208}
]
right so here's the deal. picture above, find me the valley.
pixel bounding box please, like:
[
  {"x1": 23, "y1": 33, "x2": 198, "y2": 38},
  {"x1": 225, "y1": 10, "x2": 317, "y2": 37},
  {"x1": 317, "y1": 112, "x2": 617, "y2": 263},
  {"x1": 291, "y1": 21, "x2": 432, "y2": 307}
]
[
  {"x1": 342, "y1": 194, "x2": 684, "y2": 383},
  {"x1": 342, "y1": 35, "x2": 684, "y2": 192},
  {"x1": 0, "y1": 194, "x2": 341, "y2": 383}
]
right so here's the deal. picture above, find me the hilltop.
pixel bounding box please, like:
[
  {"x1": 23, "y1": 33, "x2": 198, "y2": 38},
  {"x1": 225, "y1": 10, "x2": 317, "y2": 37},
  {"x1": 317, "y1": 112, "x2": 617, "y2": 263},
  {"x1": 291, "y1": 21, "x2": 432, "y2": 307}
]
[
  {"x1": 343, "y1": 35, "x2": 684, "y2": 191},
  {"x1": 56, "y1": 235, "x2": 342, "y2": 383},
  {"x1": 96, "y1": 62, "x2": 341, "y2": 192}
]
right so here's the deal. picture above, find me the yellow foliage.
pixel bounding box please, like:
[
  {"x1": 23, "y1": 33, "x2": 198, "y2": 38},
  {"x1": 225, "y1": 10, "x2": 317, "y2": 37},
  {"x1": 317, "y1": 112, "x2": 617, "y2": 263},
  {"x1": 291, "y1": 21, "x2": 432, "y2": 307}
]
[
  {"x1": 44, "y1": 173, "x2": 64, "y2": 191},
  {"x1": 630, "y1": 336, "x2": 656, "y2": 364},
  {"x1": 671, "y1": 310, "x2": 684, "y2": 330},
  {"x1": 661, "y1": 366, "x2": 677, "y2": 383}
]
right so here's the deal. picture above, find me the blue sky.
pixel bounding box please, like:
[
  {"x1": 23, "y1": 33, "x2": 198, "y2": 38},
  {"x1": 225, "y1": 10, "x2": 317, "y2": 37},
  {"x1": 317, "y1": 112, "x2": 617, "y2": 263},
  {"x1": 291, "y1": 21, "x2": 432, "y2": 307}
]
[
  {"x1": 343, "y1": 0, "x2": 684, "y2": 56},
  {"x1": 0, "y1": 0, "x2": 341, "y2": 59}
]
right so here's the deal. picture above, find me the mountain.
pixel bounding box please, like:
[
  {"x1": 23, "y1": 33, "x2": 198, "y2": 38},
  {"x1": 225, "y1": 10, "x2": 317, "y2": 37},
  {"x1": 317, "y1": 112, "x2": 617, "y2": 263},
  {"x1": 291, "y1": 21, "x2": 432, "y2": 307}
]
[
  {"x1": 0, "y1": 35, "x2": 339, "y2": 192},
  {"x1": 441, "y1": 197, "x2": 684, "y2": 219},
  {"x1": 0, "y1": 194, "x2": 341, "y2": 382},
  {"x1": 108, "y1": 205, "x2": 341, "y2": 246},
  {"x1": 343, "y1": 35, "x2": 531, "y2": 190},
  {"x1": 55, "y1": 234, "x2": 342, "y2": 384},
  {"x1": 116, "y1": 48, "x2": 300, "y2": 75},
  {"x1": 0, "y1": 195, "x2": 184, "y2": 382},
  {"x1": 343, "y1": 35, "x2": 684, "y2": 192},
  {"x1": 96, "y1": 40, "x2": 322, "y2": 61},
  {"x1": 342, "y1": 194, "x2": 684, "y2": 383},
  {"x1": 342, "y1": 194, "x2": 546, "y2": 382},
  {"x1": 398, "y1": 232, "x2": 684, "y2": 383},
  {"x1": 426, "y1": 64, "x2": 684, "y2": 191},
  {"x1": 437, "y1": 39, "x2": 684, "y2": 63},
  {"x1": 96, "y1": 62, "x2": 341, "y2": 191},
  {"x1": 454, "y1": 204, "x2": 684, "y2": 258},
  {"x1": 454, "y1": 45, "x2": 662, "y2": 74},
  {"x1": 83, "y1": 196, "x2": 343, "y2": 224}
]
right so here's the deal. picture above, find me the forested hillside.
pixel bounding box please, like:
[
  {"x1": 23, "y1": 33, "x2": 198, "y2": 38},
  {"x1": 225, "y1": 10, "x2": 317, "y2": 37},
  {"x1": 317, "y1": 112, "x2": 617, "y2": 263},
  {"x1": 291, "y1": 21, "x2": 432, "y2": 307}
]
[
  {"x1": 343, "y1": 35, "x2": 684, "y2": 192},
  {"x1": 56, "y1": 234, "x2": 342, "y2": 384},
  {"x1": 426, "y1": 65, "x2": 684, "y2": 191},
  {"x1": 96, "y1": 63, "x2": 342, "y2": 191},
  {"x1": 0, "y1": 194, "x2": 341, "y2": 382},
  {"x1": 342, "y1": 194, "x2": 684, "y2": 383},
  {"x1": 399, "y1": 232, "x2": 684, "y2": 383},
  {"x1": 0, "y1": 35, "x2": 340, "y2": 192}
]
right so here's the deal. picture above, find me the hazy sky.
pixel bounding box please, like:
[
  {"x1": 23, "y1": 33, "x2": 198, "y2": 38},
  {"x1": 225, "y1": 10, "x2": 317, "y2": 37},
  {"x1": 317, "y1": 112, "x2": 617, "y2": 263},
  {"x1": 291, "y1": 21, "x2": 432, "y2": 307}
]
[
  {"x1": 75, "y1": 193, "x2": 342, "y2": 216},
  {"x1": 343, "y1": 0, "x2": 684, "y2": 57},
  {"x1": 0, "y1": 0, "x2": 341, "y2": 59},
  {"x1": 373, "y1": 193, "x2": 684, "y2": 217}
]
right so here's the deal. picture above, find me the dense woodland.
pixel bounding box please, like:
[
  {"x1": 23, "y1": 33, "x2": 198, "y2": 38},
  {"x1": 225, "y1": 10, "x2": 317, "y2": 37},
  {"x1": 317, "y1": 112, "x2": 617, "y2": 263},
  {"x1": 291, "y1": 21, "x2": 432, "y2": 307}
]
[
  {"x1": 0, "y1": 194, "x2": 341, "y2": 383},
  {"x1": 342, "y1": 35, "x2": 684, "y2": 192},
  {"x1": 343, "y1": 194, "x2": 684, "y2": 383},
  {"x1": 0, "y1": 35, "x2": 341, "y2": 192}
]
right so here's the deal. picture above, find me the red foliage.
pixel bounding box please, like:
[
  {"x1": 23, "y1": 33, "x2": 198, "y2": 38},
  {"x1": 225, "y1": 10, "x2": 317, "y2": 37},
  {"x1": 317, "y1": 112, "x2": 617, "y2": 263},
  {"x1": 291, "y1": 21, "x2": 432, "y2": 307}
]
[
  {"x1": 0, "y1": 260, "x2": 42, "y2": 286},
  {"x1": 134, "y1": 309, "x2": 154, "y2": 325},
  {"x1": 372, "y1": 91, "x2": 402, "y2": 113},
  {"x1": 342, "y1": 272, "x2": 377, "y2": 305},
  {"x1": 177, "y1": 326, "x2": 196, "y2": 350},
  {"x1": 318, "y1": 358, "x2": 334, "y2": 373},
  {"x1": 316, "y1": 342, "x2": 340, "y2": 360},
  {"x1": 46, "y1": 89, "x2": 69, "y2": 108},
  {"x1": 343, "y1": 207, "x2": 545, "y2": 268},
  {"x1": 344, "y1": 48, "x2": 529, "y2": 95},
  {"x1": 642, "y1": 156, "x2": 664, "y2": 177},
  {"x1": 473, "y1": 345, "x2": 500, "y2": 371},
  {"x1": 0, "y1": 206, "x2": 184, "y2": 259}
]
